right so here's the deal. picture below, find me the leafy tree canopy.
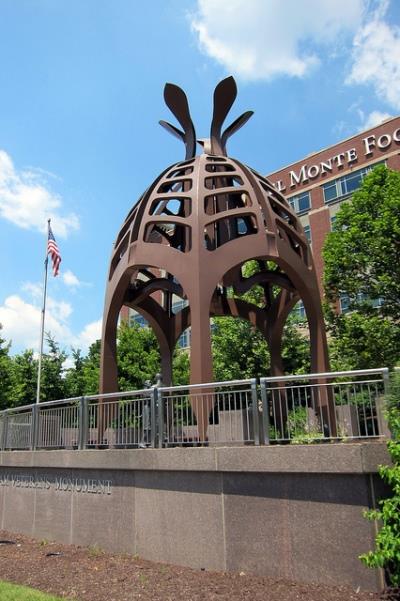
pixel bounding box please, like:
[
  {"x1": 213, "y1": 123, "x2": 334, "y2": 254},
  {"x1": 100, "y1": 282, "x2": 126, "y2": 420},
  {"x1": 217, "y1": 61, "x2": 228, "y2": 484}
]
[
  {"x1": 323, "y1": 165, "x2": 400, "y2": 370},
  {"x1": 10, "y1": 349, "x2": 38, "y2": 408},
  {"x1": 212, "y1": 316, "x2": 269, "y2": 381},
  {"x1": 117, "y1": 321, "x2": 160, "y2": 391},
  {"x1": 0, "y1": 325, "x2": 13, "y2": 410},
  {"x1": 323, "y1": 165, "x2": 400, "y2": 320},
  {"x1": 80, "y1": 339, "x2": 101, "y2": 395},
  {"x1": 40, "y1": 334, "x2": 68, "y2": 402},
  {"x1": 328, "y1": 312, "x2": 400, "y2": 371}
]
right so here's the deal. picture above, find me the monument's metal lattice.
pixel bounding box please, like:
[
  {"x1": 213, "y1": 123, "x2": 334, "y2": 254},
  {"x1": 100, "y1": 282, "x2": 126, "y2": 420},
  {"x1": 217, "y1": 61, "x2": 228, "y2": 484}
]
[{"x1": 100, "y1": 77, "x2": 333, "y2": 438}]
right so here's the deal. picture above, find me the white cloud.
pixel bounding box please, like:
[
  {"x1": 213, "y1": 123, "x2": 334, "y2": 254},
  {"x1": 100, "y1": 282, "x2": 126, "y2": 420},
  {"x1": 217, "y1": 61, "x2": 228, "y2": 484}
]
[
  {"x1": 0, "y1": 293, "x2": 101, "y2": 354},
  {"x1": 62, "y1": 269, "x2": 81, "y2": 288},
  {"x1": 360, "y1": 110, "x2": 393, "y2": 131},
  {"x1": 190, "y1": 0, "x2": 363, "y2": 80},
  {"x1": 347, "y1": 2, "x2": 400, "y2": 110},
  {"x1": 21, "y1": 282, "x2": 43, "y2": 301},
  {"x1": 76, "y1": 319, "x2": 102, "y2": 349},
  {"x1": 0, "y1": 295, "x2": 72, "y2": 351},
  {"x1": 21, "y1": 282, "x2": 72, "y2": 321},
  {"x1": 0, "y1": 150, "x2": 79, "y2": 238}
]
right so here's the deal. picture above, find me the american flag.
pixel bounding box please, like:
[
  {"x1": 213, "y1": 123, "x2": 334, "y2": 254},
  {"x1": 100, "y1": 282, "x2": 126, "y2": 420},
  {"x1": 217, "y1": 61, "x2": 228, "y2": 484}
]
[{"x1": 47, "y1": 224, "x2": 61, "y2": 276}]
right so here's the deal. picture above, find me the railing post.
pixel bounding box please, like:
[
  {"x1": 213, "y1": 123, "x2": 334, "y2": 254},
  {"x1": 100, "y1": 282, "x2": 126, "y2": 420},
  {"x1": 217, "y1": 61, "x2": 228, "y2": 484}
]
[
  {"x1": 150, "y1": 387, "x2": 157, "y2": 448},
  {"x1": 382, "y1": 368, "x2": 390, "y2": 398},
  {"x1": 31, "y1": 405, "x2": 39, "y2": 451},
  {"x1": 78, "y1": 397, "x2": 88, "y2": 450},
  {"x1": 260, "y1": 378, "x2": 270, "y2": 445},
  {"x1": 0, "y1": 414, "x2": 8, "y2": 451},
  {"x1": 158, "y1": 388, "x2": 164, "y2": 449},
  {"x1": 251, "y1": 379, "x2": 260, "y2": 446},
  {"x1": 377, "y1": 368, "x2": 391, "y2": 439}
]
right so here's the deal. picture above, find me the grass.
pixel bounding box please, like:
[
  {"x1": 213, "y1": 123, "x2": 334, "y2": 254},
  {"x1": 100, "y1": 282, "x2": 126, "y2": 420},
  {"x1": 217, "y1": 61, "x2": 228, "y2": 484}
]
[{"x1": 0, "y1": 581, "x2": 68, "y2": 601}]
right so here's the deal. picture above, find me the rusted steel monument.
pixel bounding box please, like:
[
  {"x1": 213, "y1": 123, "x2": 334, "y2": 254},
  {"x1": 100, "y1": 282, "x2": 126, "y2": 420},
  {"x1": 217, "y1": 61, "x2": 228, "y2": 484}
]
[{"x1": 100, "y1": 77, "x2": 333, "y2": 436}]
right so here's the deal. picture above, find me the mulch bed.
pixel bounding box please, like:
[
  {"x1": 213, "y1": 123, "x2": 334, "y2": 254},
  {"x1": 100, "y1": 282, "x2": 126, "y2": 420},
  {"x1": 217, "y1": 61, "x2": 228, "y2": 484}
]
[{"x1": 0, "y1": 529, "x2": 384, "y2": 601}]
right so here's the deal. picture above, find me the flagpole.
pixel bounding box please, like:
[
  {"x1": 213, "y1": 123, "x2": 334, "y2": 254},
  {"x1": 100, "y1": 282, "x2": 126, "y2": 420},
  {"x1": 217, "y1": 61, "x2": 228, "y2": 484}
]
[{"x1": 36, "y1": 219, "x2": 50, "y2": 404}]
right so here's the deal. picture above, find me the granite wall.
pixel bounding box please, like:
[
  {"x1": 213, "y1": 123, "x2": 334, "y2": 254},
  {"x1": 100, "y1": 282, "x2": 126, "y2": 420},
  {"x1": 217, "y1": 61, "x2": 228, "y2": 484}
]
[{"x1": 0, "y1": 443, "x2": 389, "y2": 591}]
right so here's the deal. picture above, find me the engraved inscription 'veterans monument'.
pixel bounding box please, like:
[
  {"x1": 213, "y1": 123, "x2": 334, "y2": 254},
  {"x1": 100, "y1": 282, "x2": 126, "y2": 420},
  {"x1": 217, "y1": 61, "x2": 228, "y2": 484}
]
[{"x1": 100, "y1": 77, "x2": 333, "y2": 440}]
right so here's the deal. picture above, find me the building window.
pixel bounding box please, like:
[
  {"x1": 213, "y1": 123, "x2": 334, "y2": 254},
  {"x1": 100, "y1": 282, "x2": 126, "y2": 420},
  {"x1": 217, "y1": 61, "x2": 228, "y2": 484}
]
[
  {"x1": 330, "y1": 215, "x2": 337, "y2": 230},
  {"x1": 371, "y1": 297, "x2": 384, "y2": 309},
  {"x1": 178, "y1": 329, "x2": 190, "y2": 349},
  {"x1": 172, "y1": 298, "x2": 188, "y2": 314},
  {"x1": 172, "y1": 300, "x2": 190, "y2": 348},
  {"x1": 340, "y1": 293, "x2": 384, "y2": 313},
  {"x1": 288, "y1": 191, "x2": 311, "y2": 214},
  {"x1": 130, "y1": 313, "x2": 148, "y2": 327},
  {"x1": 303, "y1": 224, "x2": 311, "y2": 243},
  {"x1": 323, "y1": 161, "x2": 385, "y2": 204},
  {"x1": 292, "y1": 300, "x2": 306, "y2": 320},
  {"x1": 339, "y1": 294, "x2": 351, "y2": 314}
]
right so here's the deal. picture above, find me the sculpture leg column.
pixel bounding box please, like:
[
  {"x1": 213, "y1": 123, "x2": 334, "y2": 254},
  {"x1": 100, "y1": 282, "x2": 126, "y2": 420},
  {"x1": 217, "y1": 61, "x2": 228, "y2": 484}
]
[
  {"x1": 267, "y1": 291, "x2": 293, "y2": 439},
  {"x1": 161, "y1": 350, "x2": 173, "y2": 387},
  {"x1": 99, "y1": 302, "x2": 120, "y2": 445},
  {"x1": 159, "y1": 343, "x2": 173, "y2": 443},
  {"x1": 189, "y1": 293, "x2": 214, "y2": 443},
  {"x1": 303, "y1": 294, "x2": 337, "y2": 437}
]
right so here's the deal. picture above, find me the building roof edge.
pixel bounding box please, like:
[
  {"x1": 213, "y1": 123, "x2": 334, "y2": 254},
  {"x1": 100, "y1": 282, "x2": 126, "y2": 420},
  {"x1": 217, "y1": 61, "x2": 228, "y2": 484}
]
[{"x1": 266, "y1": 114, "x2": 400, "y2": 177}]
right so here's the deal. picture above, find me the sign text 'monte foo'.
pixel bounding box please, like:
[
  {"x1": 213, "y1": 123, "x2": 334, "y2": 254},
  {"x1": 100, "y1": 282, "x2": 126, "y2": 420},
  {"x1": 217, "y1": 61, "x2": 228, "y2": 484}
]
[{"x1": 273, "y1": 125, "x2": 400, "y2": 192}]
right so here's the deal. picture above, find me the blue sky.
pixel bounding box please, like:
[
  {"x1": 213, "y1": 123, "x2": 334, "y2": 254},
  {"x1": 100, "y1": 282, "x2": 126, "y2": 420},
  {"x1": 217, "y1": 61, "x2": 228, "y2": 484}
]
[{"x1": 0, "y1": 0, "x2": 399, "y2": 356}]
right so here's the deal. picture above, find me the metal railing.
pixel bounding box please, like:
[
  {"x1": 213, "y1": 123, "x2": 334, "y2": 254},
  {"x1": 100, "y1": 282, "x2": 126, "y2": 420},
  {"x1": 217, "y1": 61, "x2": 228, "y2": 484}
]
[
  {"x1": 158, "y1": 379, "x2": 258, "y2": 447},
  {"x1": 0, "y1": 368, "x2": 392, "y2": 451},
  {"x1": 260, "y1": 368, "x2": 390, "y2": 443}
]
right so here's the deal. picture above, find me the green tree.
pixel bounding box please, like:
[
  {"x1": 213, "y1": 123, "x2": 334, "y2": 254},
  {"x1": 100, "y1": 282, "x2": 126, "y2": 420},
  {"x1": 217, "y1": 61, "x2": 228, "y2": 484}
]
[
  {"x1": 212, "y1": 317, "x2": 270, "y2": 381},
  {"x1": 281, "y1": 317, "x2": 311, "y2": 374},
  {"x1": 117, "y1": 321, "x2": 160, "y2": 390},
  {"x1": 81, "y1": 339, "x2": 101, "y2": 395},
  {"x1": 172, "y1": 347, "x2": 190, "y2": 385},
  {"x1": 64, "y1": 348, "x2": 86, "y2": 398},
  {"x1": 10, "y1": 349, "x2": 38, "y2": 407},
  {"x1": 328, "y1": 312, "x2": 400, "y2": 371},
  {"x1": 40, "y1": 335, "x2": 67, "y2": 402},
  {"x1": 0, "y1": 325, "x2": 13, "y2": 410},
  {"x1": 324, "y1": 165, "x2": 400, "y2": 320},
  {"x1": 323, "y1": 165, "x2": 400, "y2": 369}
]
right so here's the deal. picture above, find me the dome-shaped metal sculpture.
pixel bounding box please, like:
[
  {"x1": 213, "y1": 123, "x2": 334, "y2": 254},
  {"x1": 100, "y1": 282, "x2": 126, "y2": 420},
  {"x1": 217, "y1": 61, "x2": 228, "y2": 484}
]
[{"x1": 100, "y1": 77, "x2": 333, "y2": 439}]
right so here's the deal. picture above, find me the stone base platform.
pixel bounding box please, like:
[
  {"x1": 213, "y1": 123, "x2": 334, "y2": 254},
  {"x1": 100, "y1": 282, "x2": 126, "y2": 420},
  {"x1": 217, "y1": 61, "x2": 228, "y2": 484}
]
[{"x1": 0, "y1": 442, "x2": 390, "y2": 591}]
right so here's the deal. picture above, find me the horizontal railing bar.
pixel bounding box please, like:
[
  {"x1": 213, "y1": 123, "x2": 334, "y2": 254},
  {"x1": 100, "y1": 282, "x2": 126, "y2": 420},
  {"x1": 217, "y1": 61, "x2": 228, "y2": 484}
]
[
  {"x1": 35, "y1": 397, "x2": 82, "y2": 408},
  {"x1": 159, "y1": 378, "x2": 255, "y2": 393},
  {"x1": 272, "y1": 434, "x2": 382, "y2": 442},
  {"x1": 0, "y1": 397, "x2": 83, "y2": 414},
  {"x1": 0, "y1": 390, "x2": 152, "y2": 416},
  {"x1": 267, "y1": 378, "x2": 383, "y2": 390},
  {"x1": 261, "y1": 367, "x2": 388, "y2": 384},
  {"x1": 85, "y1": 389, "x2": 150, "y2": 401}
]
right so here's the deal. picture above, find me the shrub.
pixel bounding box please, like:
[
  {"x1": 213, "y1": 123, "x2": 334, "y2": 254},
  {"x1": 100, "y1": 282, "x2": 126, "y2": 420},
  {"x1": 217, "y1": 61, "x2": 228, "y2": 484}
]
[{"x1": 360, "y1": 372, "x2": 400, "y2": 586}]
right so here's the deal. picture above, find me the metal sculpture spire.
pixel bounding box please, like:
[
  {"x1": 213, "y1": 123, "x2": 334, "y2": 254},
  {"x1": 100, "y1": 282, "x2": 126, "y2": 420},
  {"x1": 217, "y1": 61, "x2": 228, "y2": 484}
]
[{"x1": 160, "y1": 76, "x2": 253, "y2": 157}]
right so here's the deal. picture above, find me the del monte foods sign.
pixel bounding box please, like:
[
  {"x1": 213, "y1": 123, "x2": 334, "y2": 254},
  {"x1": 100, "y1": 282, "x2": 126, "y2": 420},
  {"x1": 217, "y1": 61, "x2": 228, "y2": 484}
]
[{"x1": 273, "y1": 124, "x2": 400, "y2": 193}]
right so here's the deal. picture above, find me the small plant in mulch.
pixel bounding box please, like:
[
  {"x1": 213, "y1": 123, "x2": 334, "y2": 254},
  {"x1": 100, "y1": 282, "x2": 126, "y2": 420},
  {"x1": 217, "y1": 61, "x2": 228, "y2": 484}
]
[
  {"x1": 87, "y1": 543, "x2": 104, "y2": 558},
  {"x1": 360, "y1": 372, "x2": 400, "y2": 594}
]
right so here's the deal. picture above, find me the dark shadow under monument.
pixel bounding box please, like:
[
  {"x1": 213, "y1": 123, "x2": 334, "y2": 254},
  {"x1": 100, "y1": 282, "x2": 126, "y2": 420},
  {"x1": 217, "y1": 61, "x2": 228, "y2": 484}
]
[{"x1": 100, "y1": 76, "x2": 335, "y2": 439}]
